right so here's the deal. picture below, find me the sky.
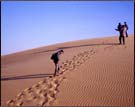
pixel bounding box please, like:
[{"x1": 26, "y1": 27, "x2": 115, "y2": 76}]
[{"x1": 1, "y1": 1, "x2": 134, "y2": 55}]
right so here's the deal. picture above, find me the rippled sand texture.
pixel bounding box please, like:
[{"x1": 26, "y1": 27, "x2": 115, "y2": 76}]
[{"x1": 1, "y1": 35, "x2": 134, "y2": 106}]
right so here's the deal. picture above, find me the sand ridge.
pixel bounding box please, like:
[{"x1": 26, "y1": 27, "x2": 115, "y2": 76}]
[{"x1": 1, "y1": 35, "x2": 134, "y2": 106}]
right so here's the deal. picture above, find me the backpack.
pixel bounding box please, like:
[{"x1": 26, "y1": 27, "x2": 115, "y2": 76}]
[{"x1": 51, "y1": 53, "x2": 57, "y2": 60}]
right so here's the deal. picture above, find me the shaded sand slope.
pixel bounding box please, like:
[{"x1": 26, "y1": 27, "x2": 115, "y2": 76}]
[{"x1": 1, "y1": 35, "x2": 134, "y2": 106}]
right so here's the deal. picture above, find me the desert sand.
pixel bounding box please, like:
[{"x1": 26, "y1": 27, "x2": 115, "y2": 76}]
[{"x1": 1, "y1": 35, "x2": 134, "y2": 106}]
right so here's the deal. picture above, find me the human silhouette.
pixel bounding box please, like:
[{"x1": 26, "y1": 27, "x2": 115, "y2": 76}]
[
  {"x1": 124, "y1": 22, "x2": 128, "y2": 37},
  {"x1": 51, "y1": 49, "x2": 64, "y2": 76},
  {"x1": 115, "y1": 22, "x2": 122, "y2": 32},
  {"x1": 119, "y1": 25, "x2": 125, "y2": 45},
  {"x1": 115, "y1": 22, "x2": 126, "y2": 45}
]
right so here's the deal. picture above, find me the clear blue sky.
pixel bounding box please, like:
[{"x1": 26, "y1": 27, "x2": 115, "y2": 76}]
[{"x1": 1, "y1": 1, "x2": 134, "y2": 55}]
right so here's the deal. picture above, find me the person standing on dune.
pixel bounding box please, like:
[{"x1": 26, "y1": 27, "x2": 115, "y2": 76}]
[
  {"x1": 115, "y1": 22, "x2": 122, "y2": 33},
  {"x1": 115, "y1": 22, "x2": 126, "y2": 45},
  {"x1": 51, "y1": 49, "x2": 64, "y2": 76},
  {"x1": 124, "y1": 22, "x2": 128, "y2": 37},
  {"x1": 119, "y1": 25, "x2": 126, "y2": 45}
]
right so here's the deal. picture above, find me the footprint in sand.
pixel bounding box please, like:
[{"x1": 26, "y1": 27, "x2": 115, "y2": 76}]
[
  {"x1": 104, "y1": 45, "x2": 117, "y2": 51},
  {"x1": 5, "y1": 49, "x2": 97, "y2": 106}
]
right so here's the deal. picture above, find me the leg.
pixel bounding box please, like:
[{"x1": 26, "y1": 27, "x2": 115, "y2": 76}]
[
  {"x1": 56, "y1": 63, "x2": 60, "y2": 74},
  {"x1": 119, "y1": 36, "x2": 121, "y2": 44},
  {"x1": 58, "y1": 63, "x2": 60, "y2": 71},
  {"x1": 126, "y1": 32, "x2": 128, "y2": 37},
  {"x1": 54, "y1": 63, "x2": 57, "y2": 76},
  {"x1": 56, "y1": 60, "x2": 60, "y2": 72},
  {"x1": 54, "y1": 62, "x2": 59, "y2": 76},
  {"x1": 123, "y1": 36, "x2": 125, "y2": 45}
]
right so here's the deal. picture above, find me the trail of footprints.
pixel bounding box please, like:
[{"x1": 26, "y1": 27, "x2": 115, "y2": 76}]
[{"x1": 5, "y1": 49, "x2": 96, "y2": 106}]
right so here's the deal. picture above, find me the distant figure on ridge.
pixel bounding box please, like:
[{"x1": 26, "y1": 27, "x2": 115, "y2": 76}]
[
  {"x1": 51, "y1": 49, "x2": 64, "y2": 76},
  {"x1": 124, "y1": 22, "x2": 128, "y2": 37},
  {"x1": 115, "y1": 22, "x2": 122, "y2": 32},
  {"x1": 115, "y1": 22, "x2": 128, "y2": 45},
  {"x1": 115, "y1": 22, "x2": 122, "y2": 35}
]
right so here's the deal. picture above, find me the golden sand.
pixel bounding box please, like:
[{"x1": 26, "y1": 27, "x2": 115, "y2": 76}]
[{"x1": 1, "y1": 35, "x2": 134, "y2": 106}]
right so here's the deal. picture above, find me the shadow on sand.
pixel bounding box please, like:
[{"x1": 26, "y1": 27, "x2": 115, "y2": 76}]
[
  {"x1": 1, "y1": 43, "x2": 119, "y2": 81},
  {"x1": 34, "y1": 43, "x2": 119, "y2": 54},
  {"x1": 1, "y1": 73, "x2": 54, "y2": 81},
  {"x1": 59, "y1": 43, "x2": 119, "y2": 49}
]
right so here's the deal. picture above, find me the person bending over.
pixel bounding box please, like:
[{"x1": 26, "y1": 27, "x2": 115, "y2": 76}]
[{"x1": 51, "y1": 49, "x2": 64, "y2": 76}]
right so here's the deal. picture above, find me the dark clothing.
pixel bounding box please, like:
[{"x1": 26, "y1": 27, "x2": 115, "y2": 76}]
[
  {"x1": 116, "y1": 23, "x2": 122, "y2": 38},
  {"x1": 124, "y1": 24, "x2": 128, "y2": 30},
  {"x1": 124, "y1": 24, "x2": 128, "y2": 37},
  {"x1": 119, "y1": 35, "x2": 125, "y2": 44},
  {"x1": 119, "y1": 25, "x2": 125, "y2": 44},
  {"x1": 51, "y1": 51, "x2": 61, "y2": 76},
  {"x1": 126, "y1": 32, "x2": 128, "y2": 37},
  {"x1": 54, "y1": 63, "x2": 60, "y2": 76},
  {"x1": 51, "y1": 52, "x2": 60, "y2": 64},
  {"x1": 53, "y1": 54, "x2": 59, "y2": 63},
  {"x1": 118, "y1": 24, "x2": 121, "y2": 31},
  {"x1": 116, "y1": 22, "x2": 128, "y2": 45},
  {"x1": 120, "y1": 25, "x2": 124, "y2": 36},
  {"x1": 54, "y1": 60, "x2": 59, "y2": 64}
]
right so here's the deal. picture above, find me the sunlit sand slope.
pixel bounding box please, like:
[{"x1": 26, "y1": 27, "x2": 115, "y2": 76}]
[{"x1": 1, "y1": 35, "x2": 134, "y2": 106}]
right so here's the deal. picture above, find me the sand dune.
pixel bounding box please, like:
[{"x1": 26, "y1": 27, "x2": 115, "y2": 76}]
[{"x1": 1, "y1": 35, "x2": 134, "y2": 106}]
